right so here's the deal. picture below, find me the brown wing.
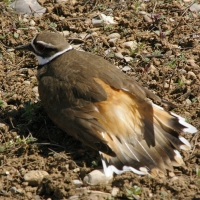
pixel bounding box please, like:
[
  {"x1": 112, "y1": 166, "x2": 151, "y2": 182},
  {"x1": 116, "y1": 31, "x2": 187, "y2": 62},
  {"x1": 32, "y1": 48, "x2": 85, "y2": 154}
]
[{"x1": 38, "y1": 49, "x2": 195, "y2": 176}]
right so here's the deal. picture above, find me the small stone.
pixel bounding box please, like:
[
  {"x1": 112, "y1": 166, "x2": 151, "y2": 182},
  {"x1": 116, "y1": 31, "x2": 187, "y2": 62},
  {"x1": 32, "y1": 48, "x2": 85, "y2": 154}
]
[
  {"x1": 108, "y1": 33, "x2": 120, "y2": 39},
  {"x1": 143, "y1": 14, "x2": 153, "y2": 23},
  {"x1": 164, "y1": 82, "x2": 170, "y2": 89},
  {"x1": 168, "y1": 172, "x2": 175, "y2": 177},
  {"x1": 84, "y1": 18, "x2": 92, "y2": 26},
  {"x1": 115, "y1": 52, "x2": 124, "y2": 59},
  {"x1": 148, "y1": 64, "x2": 157, "y2": 74},
  {"x1": 108, "y1": 38, "x2": 118, "y2": 46},
  {"x1": 61, "y1": 31, "x2": 70, "y2": 37},
  {"x1": 185, "y1": 80, "x2": 192, "y2": 85},
  {"x1": 73, "y1": 179, "x2": 83, "y2": 188},
  {"x1": 122, "y1": 41, "x2": 137, "y2": 50},
  {"x1": 9, "y1": 187, "x2": 17, "y2": 193},
  {"x1": 83, "y1": 169, "x2": 113, "y2": 185},
  {"x1": 34, "y1": 195, "x2": 41, "y2": 200},
  {"x1": 73, "y1": 168, "x2": 80, "y2": 173},
  {"x1": 29, "y1": 20, "x2": 35, "y2": 26},
  {"x1": 187, "y1": 71, "x2": 196, "y2": 79},
  {"x1": 23, "y1": 80, "x2": 30, "y2": 85},
  {"x1": 186, "y1": 59, "x2": 198, "y2": 67},
  {"x1": 185, "y1": 99, "x2": 192, "y2": 105},
  {"x1": 23, "y1": 18, "x2": 29, "y2": 23},
  {"x1": 91, "y1": 32, "x2": 98, "y2": 37},
  {"x1": 33, "y1": 86, "x2": 39, "y2": 96},
  {"x1": 24, "y1": 170, "x2": 49, "y2": 186},
  {"x1": 179, "y1": 69, "x2": 187, "y2": 74},
  {"x1": 92, "y1": 19, "x2": 103, "y2": 27},
  {"x1": 124, "y1": 56, "x2": 133, "y2": 62},
  {"x1": 122, "y1": 66, "x2": 131, "y2": 72},
  {"x1": 111, "y1": 187, "x2": 119, "y2": 196}
]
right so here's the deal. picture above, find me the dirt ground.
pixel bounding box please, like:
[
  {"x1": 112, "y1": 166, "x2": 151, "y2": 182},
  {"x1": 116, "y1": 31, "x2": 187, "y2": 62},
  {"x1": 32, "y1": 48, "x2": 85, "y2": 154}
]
[{"x1": 0, "y1": 0, "x2": 200, "y2": 199}]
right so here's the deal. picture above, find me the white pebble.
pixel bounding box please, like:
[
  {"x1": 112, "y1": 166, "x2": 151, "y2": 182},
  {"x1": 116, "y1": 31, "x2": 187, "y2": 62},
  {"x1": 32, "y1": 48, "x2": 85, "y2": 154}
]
[
  {"x1": 83, "y1": 169, "x2": 113, "y2": 185},
  {"x1": 108, "y1": 33, "x2": 120, "y2": 39}
]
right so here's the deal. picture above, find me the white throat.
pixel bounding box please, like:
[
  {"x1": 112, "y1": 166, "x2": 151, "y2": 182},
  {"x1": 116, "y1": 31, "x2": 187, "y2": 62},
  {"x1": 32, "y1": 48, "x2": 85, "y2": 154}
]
[{"x1": 35, "y1": 45, "x2": 73, "y2": 65}]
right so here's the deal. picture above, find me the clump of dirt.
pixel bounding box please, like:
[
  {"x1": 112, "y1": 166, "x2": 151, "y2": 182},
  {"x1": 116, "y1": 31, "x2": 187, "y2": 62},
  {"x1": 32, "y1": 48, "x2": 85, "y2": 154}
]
[{"x1": 0, "y1": 0, "x2": 199, "y2": 199}]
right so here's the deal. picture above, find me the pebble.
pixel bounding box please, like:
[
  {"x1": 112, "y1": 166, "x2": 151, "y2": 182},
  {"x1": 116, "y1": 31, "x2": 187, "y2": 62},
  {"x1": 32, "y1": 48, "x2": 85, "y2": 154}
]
[
  {"x1": 73, "y1": 168, "x2": 80, "y2": 173},
  {"x1": 186, "y1": 59, "x2": 198, "y2": 67},
  {"x1": 163, "y1": 82, "x2": 170, "y2": 89},
  {"x1": 124, "y1": 56, "x2": 133, "y2": 62},
  {"x1": 185, "y1": 99, "x2": 192, "y2": 105},
  {"x1": 32, "y1": 86, "x2": 39, "y2": 96},
  {"x1": 23, "y1": 81, "x2": 30, "y2": 85},
  {"x1": 29, "y1": 20, "x2": 35, "y2": 26},
  {"x1": 23, "y1": 18, "x2": 29, "y2": 23},
  {"x1": 83, "y1": 169, "x2": 113, "y2": 185},
  {"x1": 187, "y1": 71, "x2": 196, "y2": 79},
  {"x1": 147, "y1": 64, "x2": 157, "y2": 74},
  {"x1": 122, "y1": 41, "x2": 137, "y2": 50},
  {"x1": 115, "y1": 52, "x2": 124, "y2": 59},
  {"x1": 143, "y1": 14, "x2": 153, "y2": 23},
  {"x1": 122, "y1": 66, "x2": 131, "y2": 72},
  {"x1": 24, "y1": 170, "x2": 49, "y2": 186},
  {"x1": 108, "y1": 33, "x2": 120, "y2": 39},
  {"x1": 91, "y1": 32, "x2": 98, "y2": 37},
  {"x1": 61, "y1": 31, "x2": 70, "y2": 37},
  {"x1": 111, "y1": 187, "x2": 119, "y2": 196},
  {"x1": 92, "y1": 19, "x2": 103, "y2": 27},
  {"x1": 84, "y1": 18, "x2": 92, "y2": 26},
  {"x1": 108, "y1": 38, "x2": 118, "y2": 46},
  {"x1": 179, "y1": 69, "x2": 187, "y2": 74},
  {"x1": 34, "y1": 195, "x2": 41, "y2": 200},
  {"x1": 73, "y1": 180, "x2": 83, "y2": 188}
]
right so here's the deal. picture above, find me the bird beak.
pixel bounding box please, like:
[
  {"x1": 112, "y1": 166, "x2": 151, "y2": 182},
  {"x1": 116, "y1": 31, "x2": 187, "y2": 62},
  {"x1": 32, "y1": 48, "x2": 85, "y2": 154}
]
[{"x1": 15, "y1": 43, "x2": 33, "y2": 51}]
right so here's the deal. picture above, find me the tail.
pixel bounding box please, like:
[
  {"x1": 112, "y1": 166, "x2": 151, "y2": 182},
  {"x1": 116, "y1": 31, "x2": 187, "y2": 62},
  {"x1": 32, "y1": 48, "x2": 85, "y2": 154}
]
[{"x1": 100, "y1": 102, "x2": 197, "y2": 178}]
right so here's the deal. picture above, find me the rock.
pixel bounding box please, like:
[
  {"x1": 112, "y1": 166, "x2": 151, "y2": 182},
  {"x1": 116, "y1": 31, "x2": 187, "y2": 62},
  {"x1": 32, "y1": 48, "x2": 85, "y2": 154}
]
[
  {"x1": 61, "y1": 31, "x2": 70, "y2": 37},
  {"x1": 147, "y1": 64, "x2": 157, "y2": 74},
  {"x1": 143, "y1": 14, "x2": 153, "y2": 23},
  {"x1": 23, "y1": 80, "x2": 30, "y2": 85},
  {"x1": 185, "y1": 99, "x2": 192, "y2": 105},
  {"x1": 99, "y1": 13, "x2": 118, "y2": 25},
  {"x1": 190, "y1": 3, "x2": 200, "y2": 12},
  {"x1": 92, "y1": 19, "x2": 103, "y2": 27},
  {"x1": 83, "y1": 169, "x2": 113, "y2": 185},
  {"x1": 179, "y1": 69, "x2": 187, "y2": 74},
  {"x1": 124, "y1": 56, "x2": 133, "y2": 62},
  {"x1": 10, "y1": 0, "x2": 46, "y2": 17},
  {"x1": 29, "y1": 20, "x2": 35, "y2": 26},
  {"x1": 32, "y1": 86, "x2": 39, "y2": 97},
  {"x1": 108, "y1": 38, "x2": 118, "y2": 46},
  {"x1": 34, "y1": 195, "x2": 41, "y2": 200},
  {"x1": 24, "y1": 170, "x2": 49, "y2": 186},
  {"x1": 122, "y1": 66, "x2": 131, "y2": 72},
  {"x1": 187, "y1": 71, "x2": 196, "y2": 79},
  {"x1": 163, "y1": 82, "x2": 170, "y2": 89},
  {"x1": 186, "y1": 59, "x2": 198, "y2": 68},
  {"x1": 73, "y1": 167, "x2": 80, "y2": 173},
  {"x1": 108, "y1": 33, "x2": 120, "y2": 39},
  {"x1": 122, "y1": 41, "x2": 137, "y2": 50},
  {"x1": 111, "y1": 187, "x2": 119, "y2": 196},
  {"x1": 115, "y1": 52, "x2": 124, "y2": 59},
  {"x1": 73, "y1": 180, "x2": 83, "y2": 188}
]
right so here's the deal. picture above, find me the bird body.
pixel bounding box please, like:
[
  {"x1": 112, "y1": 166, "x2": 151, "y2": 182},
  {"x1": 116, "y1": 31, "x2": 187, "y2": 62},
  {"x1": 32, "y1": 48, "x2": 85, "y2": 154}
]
[{"x1": 16, "y1": 32, "x2": 197, "y2": 178}]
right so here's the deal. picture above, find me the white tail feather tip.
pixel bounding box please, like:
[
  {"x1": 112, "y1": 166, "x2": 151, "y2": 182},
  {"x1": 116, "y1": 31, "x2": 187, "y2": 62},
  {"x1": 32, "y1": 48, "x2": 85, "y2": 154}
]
[{"x1": 179, "y1": 136, "x2": 191, "y2": 150}]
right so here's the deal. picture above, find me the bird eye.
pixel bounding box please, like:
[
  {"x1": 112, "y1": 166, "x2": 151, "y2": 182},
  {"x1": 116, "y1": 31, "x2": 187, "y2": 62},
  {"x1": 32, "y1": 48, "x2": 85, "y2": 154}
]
[{"x1": 35, "y1": 43, "x2": 46, "y2": 51}]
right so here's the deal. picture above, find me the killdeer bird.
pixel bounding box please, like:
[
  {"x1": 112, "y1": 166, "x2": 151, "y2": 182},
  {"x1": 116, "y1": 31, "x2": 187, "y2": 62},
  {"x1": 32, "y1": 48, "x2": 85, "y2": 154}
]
[{"x1": 16, "y1": 31, "x2": 197, "y2": 180}]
